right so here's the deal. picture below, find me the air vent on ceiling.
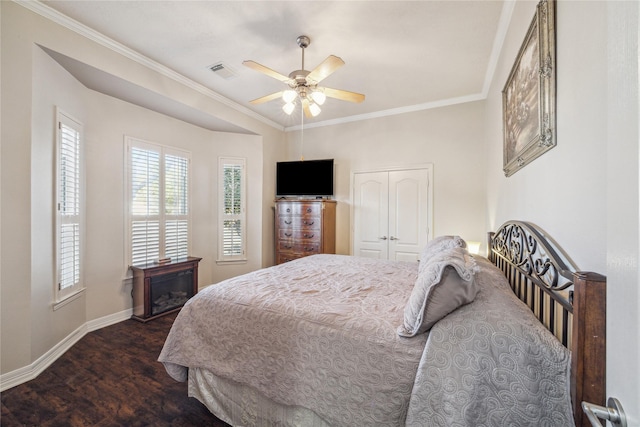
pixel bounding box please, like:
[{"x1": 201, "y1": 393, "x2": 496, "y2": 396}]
[{"x1": 208, "y1": 62, "x2": 237, "y2": 80}]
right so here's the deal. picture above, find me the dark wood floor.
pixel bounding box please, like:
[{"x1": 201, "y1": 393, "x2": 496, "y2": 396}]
[{"x1": 1, "y1": 312, "x2": 230, "y2": 426}]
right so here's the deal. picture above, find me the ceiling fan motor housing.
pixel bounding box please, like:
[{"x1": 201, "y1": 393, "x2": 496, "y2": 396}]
[
  {"x1": 296, "y1": 35, "x2": 310, "y2": 49},
  {"x1": 289, "y1": 69, "x2": 313, "y2": 85}
]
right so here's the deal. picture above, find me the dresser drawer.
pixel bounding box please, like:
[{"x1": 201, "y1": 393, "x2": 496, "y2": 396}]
[
  {"x1": 278, "y1": 241, "x2": 320, "y2": 254},
  {"x1": 277, "y1": 216, "x2": 320, "y2": 230},
  {"x1": 278, "y1": 229, "x2": 320, "y2": 242},
  {"x1": 277, "y1": 252, "x2": 305, "y2": 264},
  {"x1": 277, "y1": 202, "x2": 321, "y2": 217}
]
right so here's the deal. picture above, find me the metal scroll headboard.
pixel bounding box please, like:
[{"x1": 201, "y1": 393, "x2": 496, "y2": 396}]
[
  {"x1": 487, "y1": 220, "x2": 575, "y2": 347},
  {"x1": 488, "y1": 220, "x2": 607, "y2": 427}
]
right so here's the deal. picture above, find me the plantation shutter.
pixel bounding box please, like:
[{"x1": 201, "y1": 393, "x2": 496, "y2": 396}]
[
  {"x1": 219, "y1": 158, "x2": 246, "y2": 261},
  {"x1": 127, "y1": 139, "x2": 191, "y2": 267},
  {"x1": 164, "y1": 154, "x2": 189, "y2": 260},
  {"x1": 58, "y1": 119, "x2": 81, "y2": 292},
  {"x1": 130, "y1": 146, "x2": 161, "y2": 265}
]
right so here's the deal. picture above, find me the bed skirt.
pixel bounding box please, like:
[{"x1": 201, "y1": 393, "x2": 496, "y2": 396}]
[{"x1": 188, "y1": 367, "x2": 331, "y2": 427}]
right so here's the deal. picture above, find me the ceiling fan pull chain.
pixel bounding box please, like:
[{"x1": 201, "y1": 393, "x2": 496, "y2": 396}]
[{"x1": 300, "y1": 108, "x2": 304, "y2": 161}]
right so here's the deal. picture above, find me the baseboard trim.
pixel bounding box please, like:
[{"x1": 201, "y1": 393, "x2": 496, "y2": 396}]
[
  {"x1": 87, "y1": 308, "x2": 133, "y2": 332},
  {"x1": 0, "y1": 308, "x2": 133, "y2": 392}
]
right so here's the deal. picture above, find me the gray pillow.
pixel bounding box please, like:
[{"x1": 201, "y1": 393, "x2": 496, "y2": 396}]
[
  {"x1": 398, "y1": 247, "x2": 479, "y2": 337},
  {"x1": 419, "y1": 235, "x2": 467, "y2": 269}
]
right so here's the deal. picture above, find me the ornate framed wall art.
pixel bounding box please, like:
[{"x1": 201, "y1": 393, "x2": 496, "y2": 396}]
[{"x1": 502, "y1": 0, "x2": 556, "y2": 177}]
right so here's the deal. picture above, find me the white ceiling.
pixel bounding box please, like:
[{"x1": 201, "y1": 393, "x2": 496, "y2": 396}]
[{"x1": 39, "y1": 0, "x2": 510, "y2": 131}]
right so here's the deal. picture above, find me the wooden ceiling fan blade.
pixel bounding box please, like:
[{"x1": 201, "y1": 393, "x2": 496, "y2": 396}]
[
  {"x1": 302, "y1": 98, "x2": 313, "y2": 118},
  {"x1": 250, "y1": 91, "x2": 284, "y2": 105},
  {"x1": 242, "y1": 60, "x2": 291, "y2": 82},
  {"x1": 306, "y1": 55, "x2": 345, "y2": 84},
  {"x1": 323, "y1": 87, "x2": 365, "y2": 103}
]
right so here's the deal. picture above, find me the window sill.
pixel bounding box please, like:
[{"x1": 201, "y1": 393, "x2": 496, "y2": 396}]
[
  {"x1": 52, "y1": 287, "x2": 86, "y2": 311},
  {"x1": 216, "y1": 259, "x2": 247, "y2": 266}
]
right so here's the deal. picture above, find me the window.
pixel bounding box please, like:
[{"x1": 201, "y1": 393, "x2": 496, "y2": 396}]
[
  {"x1": 218, "y1": 157, "x2": 246, "y2": 262},
  {"x1": 56, "y1": 110, "x2": 84, "y2": 302},
  {"x1": 126, "y1": 137, "x2": 190, "y2": 266}
]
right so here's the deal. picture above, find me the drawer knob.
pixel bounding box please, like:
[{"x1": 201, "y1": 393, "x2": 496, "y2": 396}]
[
  {"x1": 303, "y1": 233, "x2": 315, "y2": 238},
  {"x1": 284, "y1": 220, "x2": 292, "y2": 225},
  {"x1": 303, "y1": 220, "x2": 315, "y2": 225},
  {"x1": 285, "y1": 232, "x2": 292, "y2": 237}
]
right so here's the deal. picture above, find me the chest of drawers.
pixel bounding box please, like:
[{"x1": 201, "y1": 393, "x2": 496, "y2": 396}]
[{"x1": 275, "y1": 199, "x2": 336, "y2": 264}]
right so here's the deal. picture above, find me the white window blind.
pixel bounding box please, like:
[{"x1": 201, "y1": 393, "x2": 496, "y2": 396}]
[
  {"x1": 164, "y1": 154, "x2": 189, "y2": 260},
  {"x1": 56, "y1": 111, "x2": 83, "y2": 300},
  {"x1": 219, "y1": 157, "x2": 246, "y2": 261},
  {"x1": 131, "y1": 146, "x2": 160, "y2": 266},
  {"x1": 127, "y1": 138, "x2": 190, "y2": 266}
]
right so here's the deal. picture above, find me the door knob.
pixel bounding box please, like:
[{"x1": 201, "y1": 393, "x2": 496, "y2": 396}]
[
  {"x1": 582, "y1": 397, "x2": 627, "y2": 427},
  {"x1": 380, "y1": 236, "x2": 388, "y2": 240},
  {"x1": 389, "y1": 236, "x2": 399, "y2": 240}
]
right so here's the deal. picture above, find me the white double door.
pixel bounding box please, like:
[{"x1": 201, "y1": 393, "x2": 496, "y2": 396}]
[{"x1": 352, "y1": 168, "x2": 431, "y2": 262}]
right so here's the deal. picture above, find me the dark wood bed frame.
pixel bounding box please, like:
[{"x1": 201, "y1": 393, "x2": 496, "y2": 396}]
[{"x1": 488, "y1": 221, "x2": 606, "y2": 427}]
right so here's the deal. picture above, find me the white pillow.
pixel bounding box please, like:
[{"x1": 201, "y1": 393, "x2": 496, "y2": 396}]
[
  {"x1": 398, "y1": 246, "x2": 479, "y2": 337},
  {"x1": 419, "y1": 235, "x2": 467, "y2": 269}
]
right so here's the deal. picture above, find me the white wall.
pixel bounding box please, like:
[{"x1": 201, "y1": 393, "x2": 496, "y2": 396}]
[
  {"x1": 2, "y1": 2, "x2": 39, "y2": 375},
  {"x1": 285, "y1": 101, "x2": 488, "y2": 255},
  {"x1": 485, "y1": 0, "x2": 606, "y2": 273}
]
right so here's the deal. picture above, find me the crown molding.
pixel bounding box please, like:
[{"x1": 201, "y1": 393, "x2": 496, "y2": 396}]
[
  {"x1": 285, "y1": 93, "x2": 486, "y2": 132},
  {"x1": 481, "y1": 0, "x2": 516, "y2": 97},
  {"x1": 14, "y1": 0, "x2": 284, "y2": 131},
  {"x1": 15, "y1": 0, "x2": 514, "y2": 133}
]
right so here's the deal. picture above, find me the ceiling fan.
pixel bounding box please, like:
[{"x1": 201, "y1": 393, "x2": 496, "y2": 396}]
[{"x1": 243, "y1": 35, "x2": 365, "y2": 118}]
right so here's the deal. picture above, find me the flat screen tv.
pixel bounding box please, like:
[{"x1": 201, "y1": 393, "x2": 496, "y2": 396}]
[{"x1": 276, "y1": 159, "x2": 334, "y2": 197}]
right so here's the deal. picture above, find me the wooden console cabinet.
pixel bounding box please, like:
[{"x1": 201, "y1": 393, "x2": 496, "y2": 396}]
[
  {"x1": 130, "y1": 257, "x2": 202, "y2": 322},
  {"x1": 275, "y1": 199, "x2": 336, "y2": 264}
]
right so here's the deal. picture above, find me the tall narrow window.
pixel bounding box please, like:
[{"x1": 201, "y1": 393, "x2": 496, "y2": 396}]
[
  {"x1": 126, "y1": 137, "x2": 190, "y2": 266},
  {"x1": 56, "y1": 110, "x2": 84, "y2": 301},
  {"x1": 219, "y1": 157, "x2": 246, "y2": 262}
]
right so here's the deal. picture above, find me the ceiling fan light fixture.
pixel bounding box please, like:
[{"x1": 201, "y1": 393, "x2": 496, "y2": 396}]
[
  {"x1": 283, "y1": 102, "x2": 295, "y2": 115},
  {"x1": 311, "y1": 89, "x2": 326, "y2": 106},
  {"x1": 282, "y1": 89, "x2": 297, "y2": 103},
  {"x1": 309, "y1": 102, "x2": 321, "y2": 117}
]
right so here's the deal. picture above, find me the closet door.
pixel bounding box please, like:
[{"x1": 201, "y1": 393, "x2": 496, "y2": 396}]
[
  {"x1": 353, "y1": 171, "x2": 389, "y2": 259},
  {"x1": 388, "y1": 169, "x2": 429, "y2": 262},
  {"x1": 352, "y1": 168, "x2": 430, "y2": 261}
]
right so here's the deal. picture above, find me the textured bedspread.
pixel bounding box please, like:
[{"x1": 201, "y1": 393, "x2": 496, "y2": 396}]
[
  {"x1": 159, "y1": 254, "x2": 574, "y2": 426},
  {"x1": 406, "y1": 257, "x2": 574, "y2": 426},
  {"x1": 159, "y1": 255, "x2": 427, "y2": 426}
]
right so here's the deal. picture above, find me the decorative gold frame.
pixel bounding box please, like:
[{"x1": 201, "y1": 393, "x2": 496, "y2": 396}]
[{"x1": 502, "y1": 0, "x2": 556, "y2": 177}]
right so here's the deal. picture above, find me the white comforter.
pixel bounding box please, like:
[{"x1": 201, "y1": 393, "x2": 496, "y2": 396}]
[{"x1": 159, "y1": 254, "x2": 573, "y2": 426}]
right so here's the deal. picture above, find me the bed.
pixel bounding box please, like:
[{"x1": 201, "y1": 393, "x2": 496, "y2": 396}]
[{"x1": 159, "y1": 221, "x2": 606, "y2": 426}]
